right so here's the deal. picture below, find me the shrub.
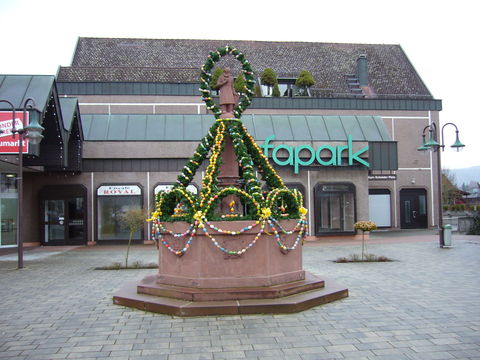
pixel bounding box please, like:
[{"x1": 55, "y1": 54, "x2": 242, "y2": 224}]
[
  {"x1": 295, "y1": 70, "x2": 315, "y2": 96},
  {"x1": 261, "y1": 68, "x2": 278, "y2": 96},
  {"x1": 210, "y1": 67, "x2": 224, "y2": 90},
  {"x1": 334, "y1": 253, "x2": 393, "y2": 263},
  {"x1": 354, "y1": 221, "x2": 377, "y2": 261},
  {"x1": 121, "y1": 209, "x2": 147, "y2": 269},
  {"x1": 234, "y1": 73, "x2": 247, "y2": 94},
  {"x1": 354, "y1": 221, "x2": 377, "y2": 232},
  {"x1": 272, "y1": 83, "x2": 281, "y2": 97},
  {"x1": 468, "y1": 216, "x2": 480, "y2": 235}
]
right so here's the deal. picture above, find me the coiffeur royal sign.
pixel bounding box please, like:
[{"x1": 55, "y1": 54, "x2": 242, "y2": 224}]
[
  {"x1": 260, "y1": 135, "x2": 369, "y2": 173},
  {"x1": 97, "y1": 185, "x2": 142, "y2": 196},
  {"x1": 0, "y1": 111, "x2": 29, "y2": 154}
]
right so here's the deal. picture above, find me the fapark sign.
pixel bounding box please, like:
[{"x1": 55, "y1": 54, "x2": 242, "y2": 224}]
[
  {"x1": 0, "y1": 111, "x2": 29, "y2": 154},
  {"x1": 260, "y1": 135, "x2": 369, "y2": 174}
]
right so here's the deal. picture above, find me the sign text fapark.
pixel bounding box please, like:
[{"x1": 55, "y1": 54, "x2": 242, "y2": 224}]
[{"x1": 260, "y1": 135, "x2": 369, "y2": 173}]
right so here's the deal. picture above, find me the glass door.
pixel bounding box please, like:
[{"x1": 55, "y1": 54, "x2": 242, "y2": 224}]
[
  {"x1": 44, "y1": 200, "x2": 66, "y2": 244},
  {"x1": 400, "y1": 188, "x2": 428, "y2": 229},
  {"x1": 67, "y1": 198, "x2": 85, "y2": 244},
  {"x1": 314, "y1": 183, "x2": 356, "y2": 234},
  {"x1": 40, "y1": 185, "x2": 87, "y2": 246}
]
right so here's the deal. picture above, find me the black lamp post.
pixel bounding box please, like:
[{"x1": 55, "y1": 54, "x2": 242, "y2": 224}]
[
  {"x1": 0, "y1": 98, "x2": 44, "y2": 268},
  {"x1": 417, "y1": 122, "x2": 465, "y2": 247}
]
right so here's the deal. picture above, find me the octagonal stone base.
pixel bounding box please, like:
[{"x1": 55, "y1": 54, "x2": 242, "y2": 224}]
[
  {"x1": 113, "y1": 219, "x2": 348, "y2": 315},
  {"x1": 157, "y1": 219, "x2": 304, "y2": 289},
  {"x1": 113, "y1": 273, "x2": 348, "y2": 316}
]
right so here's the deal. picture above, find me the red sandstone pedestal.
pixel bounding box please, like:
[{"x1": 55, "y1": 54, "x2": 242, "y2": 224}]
[{"x1": 113, "y1": 219, "x2": 348, "y2": 316}]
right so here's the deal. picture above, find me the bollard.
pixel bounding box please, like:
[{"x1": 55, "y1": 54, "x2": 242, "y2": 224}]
[{"x1": 443, "y1": 224, "x2": 452, "y2": 247}]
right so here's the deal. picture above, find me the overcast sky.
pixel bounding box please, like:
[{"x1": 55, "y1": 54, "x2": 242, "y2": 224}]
[{"x1": 1, "y1": 0, "x2": 478, "y2": 169}]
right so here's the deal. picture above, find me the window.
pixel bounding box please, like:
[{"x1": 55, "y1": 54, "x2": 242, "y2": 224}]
[
  {"x1": 260, "y1": 78, "x2": 310, "y2": 97},
  {"x1": 368, "y1": 189, "x2": 391, "y2": 227},
  {"x1": 314, "y1": 183, "x2": 355, "y2": 234},
  {"x1": 97, "y1": 185, "x2": 143, "y2": 241},
  {"x1": 0, "y1": 173, "x2": 17, "y2": 246}
]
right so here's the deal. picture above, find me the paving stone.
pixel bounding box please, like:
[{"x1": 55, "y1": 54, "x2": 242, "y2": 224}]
[
  {"x1": 212, "y1": 351, "x2": 246, "y2": 359},
  {"x1": 0, "y1": 235, "x2": 479, "y2": 359}
]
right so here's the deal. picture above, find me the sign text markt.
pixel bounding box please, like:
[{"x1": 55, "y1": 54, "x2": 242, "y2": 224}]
[
  {"x1": 260, "y1": 135, "x2": 369, "y2": 174},
  {"x1": 0, "y1": 111, "x2": 29, "y2": 154}
]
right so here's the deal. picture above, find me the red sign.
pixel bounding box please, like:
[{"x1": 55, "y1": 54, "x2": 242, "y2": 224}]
[{"x1": 0, "y1": 111, "x2": 29, "y2": 154}]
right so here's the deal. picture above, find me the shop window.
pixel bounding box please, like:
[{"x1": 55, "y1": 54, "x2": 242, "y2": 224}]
[
  {"x1": 97, "y1": 184, "x2": 143, "y2": 241},
  {"x1": 314, "y1": 183, "x2": 355, "y2": 234},
  {"x1": 368, "y1": 189, "x2": 391, "y2": 227},
  {"x1": 0, "y1": 173, "x2": 17, "y2": 247}
]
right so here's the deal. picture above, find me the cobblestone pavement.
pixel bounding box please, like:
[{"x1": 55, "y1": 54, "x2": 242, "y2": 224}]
[{"x1": 1, "y1": 233, "x2": 479, "y2": 360}]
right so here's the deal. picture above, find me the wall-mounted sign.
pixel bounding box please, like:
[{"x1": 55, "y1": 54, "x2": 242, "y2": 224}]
[
  {"x1": 368, "y1": 174, "x2": 397, "y2": 181},
  {"x1": 154, "y1": 184, "x2": 198, "y2": 195},
  {"x1": 260, "y1": 135, "x2": 369, "y2": 174},
  {"x1": 97, "y1": 185, "x2": 142, "y2": 196},
  {"x1": 0, "y1": 111, "x2": 29, "y2": 154}
]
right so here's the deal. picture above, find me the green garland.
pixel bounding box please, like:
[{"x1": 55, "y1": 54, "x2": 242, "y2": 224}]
[
  {"x1": 151, "y1": 47, "x2": 305, "y2": 223},
  {"x1": 199, "y1": 46, "x2": 255, "y2": 119}
]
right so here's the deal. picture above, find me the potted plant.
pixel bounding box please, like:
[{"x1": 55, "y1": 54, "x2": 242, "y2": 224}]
[{"x1": 354, "y1": 220, "x2": 377, "y2": 261}]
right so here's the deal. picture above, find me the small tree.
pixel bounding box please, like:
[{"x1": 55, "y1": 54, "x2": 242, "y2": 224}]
[
  {"x1": 295, "y1": 70, "x2": 315, "y2": 96},
  {"x1": 261, "y1": 68, "x2": 278, "y2": 96},
  {"x1": 354, "y1": 221, "x2": 377, "y2": 261},
  {"x1": 234, "y1": 73, "x2": 247, "y2": 94},
  {"x1": 121, "y1": 209, "x2": 147, "y2": 268},
  {"x1": 210, "y1": 67, "x2": 224, "y2": 92},
  {"x1": 272, "y1": 83, "x2": 281, "y2": 97}
]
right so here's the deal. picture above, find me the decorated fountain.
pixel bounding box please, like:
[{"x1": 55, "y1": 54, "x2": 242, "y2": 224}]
[{"x1": 113, "y1": 46, "x2": 348, "y2": 316}]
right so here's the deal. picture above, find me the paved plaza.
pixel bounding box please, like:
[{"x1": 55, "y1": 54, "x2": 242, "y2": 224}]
[{"x1": 1, "y1": 232, "x2": 479, "y2": 360}]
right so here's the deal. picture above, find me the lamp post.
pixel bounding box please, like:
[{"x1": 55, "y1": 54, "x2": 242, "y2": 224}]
[
  {"x1": 417, "y1": 122, "x2": 465, "y2": 247},
  {"x1": 0, "y1": 98, "x2": 44, "y2": 268}
]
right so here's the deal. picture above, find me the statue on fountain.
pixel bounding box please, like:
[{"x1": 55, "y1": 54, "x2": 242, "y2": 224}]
[{"x1": 216, "y1": 67, "x2": 239, "y2": 118}]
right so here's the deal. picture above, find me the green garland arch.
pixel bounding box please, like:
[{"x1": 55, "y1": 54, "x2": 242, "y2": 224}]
[{"x1": 199, "y1": 46, "x2": 256, "y2": 119}]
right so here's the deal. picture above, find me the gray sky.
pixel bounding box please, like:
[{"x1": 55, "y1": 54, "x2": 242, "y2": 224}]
[{"x1": 1, "y1": 0, "x2": 478, "y2": 169}]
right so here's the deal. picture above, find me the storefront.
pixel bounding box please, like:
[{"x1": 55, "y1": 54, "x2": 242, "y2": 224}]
[
  {"x1": 0, "y1": 173, "x2": 17, "y2": 247},
  {"x1": 0, "y1": 75, "x2": 83, "y2": 249},
  {"x1": 1, "y1": 38, "x2": 443, "y2": 247},
  {"x1": 96, "y1": 184, "x2": 143, "y2": 242}
]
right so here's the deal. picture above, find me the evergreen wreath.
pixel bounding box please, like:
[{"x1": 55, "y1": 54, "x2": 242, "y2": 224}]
[{"x1": 199, "y1": 46, "x2": 256, "y2": 119}]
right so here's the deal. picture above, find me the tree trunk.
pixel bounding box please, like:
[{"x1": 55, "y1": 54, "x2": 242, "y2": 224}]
[{"x1": 125, "y1": 230, "x2": 133, "y2": 268}]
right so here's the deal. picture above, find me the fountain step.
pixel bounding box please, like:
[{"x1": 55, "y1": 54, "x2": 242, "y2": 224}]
[{"x1": 113, "y1": 272, "x2": 348, "y2": 316}]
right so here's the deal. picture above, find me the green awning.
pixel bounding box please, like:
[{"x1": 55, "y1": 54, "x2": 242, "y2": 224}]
[{"x1": 81, "y1": 114, "x2": 392, "y2": 142}]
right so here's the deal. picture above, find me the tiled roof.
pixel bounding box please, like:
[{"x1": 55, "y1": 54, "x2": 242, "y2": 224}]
[
  {"x1": 57, "y1": 37, "x2": 432, "y2": 98},
  {"x1": 58, "y1": 67, "x2": 200, "y2": 83}
]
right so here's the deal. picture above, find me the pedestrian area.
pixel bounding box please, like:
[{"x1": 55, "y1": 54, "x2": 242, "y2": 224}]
[{"x1": 1, "y1": 233, "x2": 479, "y2": 360}]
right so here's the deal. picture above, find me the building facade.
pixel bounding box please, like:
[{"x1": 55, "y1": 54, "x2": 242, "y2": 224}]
[{"x1": 0, "y1": 38, "x2": 442, "y2": 247}]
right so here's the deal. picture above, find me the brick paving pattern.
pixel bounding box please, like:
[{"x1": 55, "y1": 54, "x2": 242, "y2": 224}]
[{"x1": 1, "y1": 233, "x2": 479, "y2": 359}]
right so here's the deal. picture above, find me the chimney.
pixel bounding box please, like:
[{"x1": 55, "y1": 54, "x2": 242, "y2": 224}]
[{"x1": 356, "y1": 54, "x2": 368, "y2": 86}]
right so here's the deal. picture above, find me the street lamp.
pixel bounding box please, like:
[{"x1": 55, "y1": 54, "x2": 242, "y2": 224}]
[
  {"x1": 417, "y1": 122, "x2": 465, "y2": 247},
  {"x1": 0, "y1": 98, "x2": 44, "y2": 268}
]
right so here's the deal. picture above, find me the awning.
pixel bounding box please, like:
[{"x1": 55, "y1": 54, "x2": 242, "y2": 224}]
[
  {"x1": 81, "y1": 114, "x2": 392, "y2": 142},
  {"x1": 0, "y1": 75, "x2": 83, "y2": 171}
]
